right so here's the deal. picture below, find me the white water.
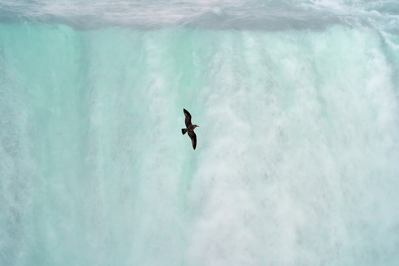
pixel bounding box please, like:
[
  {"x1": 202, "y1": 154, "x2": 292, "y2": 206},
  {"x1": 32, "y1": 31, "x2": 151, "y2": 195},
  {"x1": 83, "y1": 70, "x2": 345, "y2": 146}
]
[{"x1": 1, "y1": 1, "x2": 399, "y2": 265}]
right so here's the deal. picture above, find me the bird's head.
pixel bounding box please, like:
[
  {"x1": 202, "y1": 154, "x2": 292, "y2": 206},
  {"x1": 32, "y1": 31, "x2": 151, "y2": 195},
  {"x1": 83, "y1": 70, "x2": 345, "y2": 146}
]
[{"x1": 193, "y1": 125, "x2": 199, "y2": 129}]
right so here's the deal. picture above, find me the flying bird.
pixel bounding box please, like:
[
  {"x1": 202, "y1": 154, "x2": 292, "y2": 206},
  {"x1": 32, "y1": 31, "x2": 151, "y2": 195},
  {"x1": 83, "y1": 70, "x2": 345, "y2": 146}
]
[{"x1": 182, "y1": 109, "x2": 199, "y2": 150}]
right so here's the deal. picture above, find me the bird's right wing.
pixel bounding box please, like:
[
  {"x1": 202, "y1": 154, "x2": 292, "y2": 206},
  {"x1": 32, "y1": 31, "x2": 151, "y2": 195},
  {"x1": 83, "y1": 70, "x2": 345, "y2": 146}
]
[
  {"x1": 188, "y1": 130, "x2": 197, "y2": 150},
  {"x1": 183, "y1": 109, "x2": 192, "y2": 127}
]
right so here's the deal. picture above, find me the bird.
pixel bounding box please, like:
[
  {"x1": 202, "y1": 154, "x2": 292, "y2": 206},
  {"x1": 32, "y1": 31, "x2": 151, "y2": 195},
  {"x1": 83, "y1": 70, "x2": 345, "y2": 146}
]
[{"x1": 182, "y1": 109, "x2": 199, "y2": 150}]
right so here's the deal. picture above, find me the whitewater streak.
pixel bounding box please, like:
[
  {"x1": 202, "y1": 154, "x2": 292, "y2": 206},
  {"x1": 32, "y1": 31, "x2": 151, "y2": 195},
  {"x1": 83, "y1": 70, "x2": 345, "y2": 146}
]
[{"x1": 1, "y1": 3, "x2": 399, "y2": 266}]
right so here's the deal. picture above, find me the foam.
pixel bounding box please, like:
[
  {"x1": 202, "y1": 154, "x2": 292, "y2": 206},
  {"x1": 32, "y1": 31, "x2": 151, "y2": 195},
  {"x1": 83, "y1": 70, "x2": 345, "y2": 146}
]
[{"x1": 1, "y1": 23, "x2": 399, "y2": 265}]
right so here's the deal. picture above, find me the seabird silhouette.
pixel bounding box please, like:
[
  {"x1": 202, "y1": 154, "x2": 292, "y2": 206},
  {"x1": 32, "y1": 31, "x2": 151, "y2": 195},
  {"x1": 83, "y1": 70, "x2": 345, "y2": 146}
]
[{"x1": 182, "y1": 109, "x2": 199, "y2": 150}]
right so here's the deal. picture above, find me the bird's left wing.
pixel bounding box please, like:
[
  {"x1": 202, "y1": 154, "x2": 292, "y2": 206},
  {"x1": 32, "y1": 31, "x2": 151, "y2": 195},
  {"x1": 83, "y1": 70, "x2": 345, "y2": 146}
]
[{"x1": 183, "y1": 109, "x2": 192, "y2": 127}]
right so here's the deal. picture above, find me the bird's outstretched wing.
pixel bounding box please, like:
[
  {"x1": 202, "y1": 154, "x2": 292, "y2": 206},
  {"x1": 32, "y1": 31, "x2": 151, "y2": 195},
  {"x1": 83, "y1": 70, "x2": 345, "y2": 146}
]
[
  {"x1": 188, "y1": 130, "x2": 197, "y2": 150},
  {"x1": 183, "y1": 109, "x2": 192, "y2": 127}
]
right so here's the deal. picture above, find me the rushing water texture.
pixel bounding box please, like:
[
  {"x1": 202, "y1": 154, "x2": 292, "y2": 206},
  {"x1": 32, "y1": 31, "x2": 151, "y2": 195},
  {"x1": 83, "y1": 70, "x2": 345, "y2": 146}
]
[{"x1": 1, "y1": 1, "x2": 399, "y2": 265}]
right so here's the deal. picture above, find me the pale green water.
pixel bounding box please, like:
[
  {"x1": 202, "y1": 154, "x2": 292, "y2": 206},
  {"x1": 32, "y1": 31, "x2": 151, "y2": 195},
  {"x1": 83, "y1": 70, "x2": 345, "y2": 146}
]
[{"x1": 1, "y1": 2, "x2": 399, "y2": 265}]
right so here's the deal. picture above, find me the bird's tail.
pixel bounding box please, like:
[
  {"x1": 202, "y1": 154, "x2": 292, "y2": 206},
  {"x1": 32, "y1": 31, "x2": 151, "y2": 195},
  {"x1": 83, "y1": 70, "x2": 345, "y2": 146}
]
[{"x1": 182, "y1": 128, "x2": 188, "y2": 135}]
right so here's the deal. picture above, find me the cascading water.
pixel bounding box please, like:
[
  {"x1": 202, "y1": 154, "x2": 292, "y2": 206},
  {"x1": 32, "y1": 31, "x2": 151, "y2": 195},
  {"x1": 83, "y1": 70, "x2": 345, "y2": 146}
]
[{"x1": 1, "y1": 1, "x2": 399, "y2": 265}]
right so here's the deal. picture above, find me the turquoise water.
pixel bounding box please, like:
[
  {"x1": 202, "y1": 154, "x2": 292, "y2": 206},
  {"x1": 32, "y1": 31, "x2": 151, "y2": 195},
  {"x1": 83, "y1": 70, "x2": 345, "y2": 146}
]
[{"x1": 1, "y1": 1, "x2": 399, "y2": 265}]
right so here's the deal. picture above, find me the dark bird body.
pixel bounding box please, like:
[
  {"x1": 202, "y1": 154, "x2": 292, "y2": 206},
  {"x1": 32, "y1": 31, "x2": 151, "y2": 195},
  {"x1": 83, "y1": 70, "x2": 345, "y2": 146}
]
[{"x1": 182, "y1": 109, "x2": 199, "y2": 150}]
